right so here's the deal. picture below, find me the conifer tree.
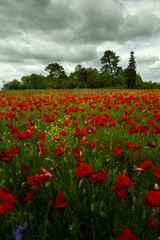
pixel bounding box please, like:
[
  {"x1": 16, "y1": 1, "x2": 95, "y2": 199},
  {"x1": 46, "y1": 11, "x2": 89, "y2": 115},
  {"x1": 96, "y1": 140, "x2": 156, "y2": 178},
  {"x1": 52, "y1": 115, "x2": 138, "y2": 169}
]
[{"x1": 126, "y1": 51, "x2": 136, "y2": 89}]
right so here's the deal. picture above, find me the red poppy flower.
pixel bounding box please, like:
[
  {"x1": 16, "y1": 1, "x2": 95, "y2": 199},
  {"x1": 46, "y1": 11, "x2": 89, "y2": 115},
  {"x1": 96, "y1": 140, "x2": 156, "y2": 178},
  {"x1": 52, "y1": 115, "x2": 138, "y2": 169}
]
[
  {"x1": 37, "y1": 142, "x2": 46, "y2": 158},
  {"x1": 0, "y1": 151, "x2": 13, "y2": 162},
  {"x1": 36, "y1": 132, "x2": 46, "y2": 140},
  {"x1": 153, "y1": 167, "x2": 160, "y2": 179},
  {"x1": 55, "y1": 147, "x2": 63, "y2": 156},
  {"x1": 39, "y1": 168, "x2": 53, "y2": 180},
  {"x1": 80, "y1": 140, "x2": 87, "y2": 146},
  {"x1": 55, "y1": 191, "x2": 65, "y2": 209},
  {"x1": 0, "y1": 189, "x2": 15, "y2": 214},
  {"x1": 128, "y1": 124, "x2": 139, "y2": 134},
  {"x1": 145, "y1": 191, "x2": 160, "y2": 207},
  {"x1": 89, "y1": 140, "x2": 96, "y2": 149},
  {"x1": 75, "y1": 163, "x2": 94, "y2": 178},
  {"x1": 13, "y1": 130, "x2": 33, "y2": 140},
  {"x1": 147, "y1": 217, "x2": 159, "y2": 226},
  {"x1": 117, "y1": 175, "x2": 132, "y2": 189},
  {"x1": 28, "y1": 175, "x2": 40, "y2": 188},
  {"x1": 73, "y1": 147, "x2": 82, "y2": 158},
  {"x1": 59, "y1": 130, "x2": 67, "y2": 136},
  {"x1": 112, "y1": 183, "x2": 126, "y2": 203},
  {"x1": 90, "y1": 169, "x2": 108, "y2": 183},
  {"x1": 22, "y1": 164, "x2": 29, "y2": 171},
  {"x1": 10, "y1": 147, "x2": 20, "y2": 154},
  {"x1": 21, "y1": 192, "x2": 32, "y2": 202},
  {"x1": 135, "y1": 160, "x2": 154, "y2": 172},
  {"x1": 113, "y1": 146, "x2": 122, "y2": 156},
  {"x1": 146, "y1": 141, "x2": 156, "y2": 148},
  {"x1": 117, "y1": 229, "x2": 138, "y2": 240}
]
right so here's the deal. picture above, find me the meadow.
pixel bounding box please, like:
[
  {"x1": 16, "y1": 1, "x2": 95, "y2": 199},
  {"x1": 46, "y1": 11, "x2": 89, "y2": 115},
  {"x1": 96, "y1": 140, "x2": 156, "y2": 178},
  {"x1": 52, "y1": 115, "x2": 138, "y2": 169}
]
[{"x1": 0, "y1": 89, "x2": 160, "y2": 240}]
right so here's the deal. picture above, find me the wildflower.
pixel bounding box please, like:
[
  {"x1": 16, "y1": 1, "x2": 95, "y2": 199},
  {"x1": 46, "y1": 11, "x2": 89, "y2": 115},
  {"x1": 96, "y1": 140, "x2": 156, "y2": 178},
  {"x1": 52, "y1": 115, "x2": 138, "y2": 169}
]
[
  {"x1": 73, "y1": 147, "x2": 82, "y2": 158},
  {"x1": 37, "y1": 142, "x2": 46, "y2": 158},
  {"x1": 13, "y1": 225, "x2": 26, "y2": 240},
  {"x1": 80, "y1": 140, "x2": 87, "y2": 146},
  {"x1": 10, "y1": 147, "x2": 20, "y2": 154},
  {"x1": 134, "y1": 160, "x2": 154, "y2": 172},
  {"x1": 90, "y1": 169, "x2": 108, "y2": 183},
  {"x1": 55, "y1": 191, "x2": 65, "y2": 209},
  {"x1": 21, "y1": 193, "x2": 32, "y2": 202},
  {"x1": 146, "y1": 141, "x2": 156, "y2": 148},
  {"x1": 22, "y1": 164, "x2": 29, "y2": 171},
  {"x1": 117, "y1": 175, "x2": 132, "y2": 189},
  {"x1": 147, "y1": 218, "x2": 159, "y2": 226},
  {"x1": 128, "y1": 124, "x2": 139, "y2": 134},
  {"x1": 89, "y1": 140, "x2": 96, "y2": 149},
  {"x1": 59, "y1": 130, "x2": 66, "y2": 136},
  {"x1": 154, "y1": 167, "x2": 160, "y2": 179},
  {"x1": 55, "y1": 147, "x2": 63, "y2": 156},
  {"x1": 112, "y1": 183, "x2": 126, "y2": 203},
  {"x1": 75, "y1": 163, "x2": 94, "y2": 178},
  {"x1": 0, "y1": 189, "x2": 15, "y2": 214},
  {"x1": 145, "y1": 191, "x2": 160, "y2": 207},
  {"x1": 0, "y1": 151, "x2": 13, "y2": 162},
  {"x1": 154, "y1": 183, "x2": 160, "y2": 191},
  {"x1": 36, "y1": 132, "x2": 46, "y2": 140},
  {"x1": 113, "y1": 146, "x2": 122, "y2": 156},
  {"x1": 117, "y1": 229, "x2": 138, "y2": 240}
]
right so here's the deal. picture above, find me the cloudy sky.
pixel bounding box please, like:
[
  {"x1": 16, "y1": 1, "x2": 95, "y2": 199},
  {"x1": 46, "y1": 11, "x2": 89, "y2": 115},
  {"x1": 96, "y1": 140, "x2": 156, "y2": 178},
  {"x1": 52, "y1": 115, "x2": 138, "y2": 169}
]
[{"x1": 1, "y1": 0, "x2": 160, "y2": 88}]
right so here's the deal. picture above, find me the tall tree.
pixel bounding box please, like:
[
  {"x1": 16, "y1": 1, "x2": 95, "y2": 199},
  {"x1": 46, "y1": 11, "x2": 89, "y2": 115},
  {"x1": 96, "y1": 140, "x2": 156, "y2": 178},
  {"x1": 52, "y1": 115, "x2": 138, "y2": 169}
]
[
  {"x1": 45, "y1": 63, "x2": 67, "y2": 79},
  {"x1": 100, "y1": 50, "x2": 121, "y2": 85},
  {"x1": 126, "y1": 51, "x2": 136, "y2": 89},
  {"x1": 73, "y1": 65, "x2": 88, "y2": 88},
  {"x1": 75, "y1": 64, "x2": 83, "y2": 72}
]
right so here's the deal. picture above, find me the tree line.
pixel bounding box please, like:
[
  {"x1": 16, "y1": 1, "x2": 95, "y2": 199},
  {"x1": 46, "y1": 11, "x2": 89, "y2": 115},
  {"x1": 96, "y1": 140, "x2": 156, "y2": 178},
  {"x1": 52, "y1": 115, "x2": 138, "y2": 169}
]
[{"x1": 2, "y1": 50, "x2": 160, "y2": 90}]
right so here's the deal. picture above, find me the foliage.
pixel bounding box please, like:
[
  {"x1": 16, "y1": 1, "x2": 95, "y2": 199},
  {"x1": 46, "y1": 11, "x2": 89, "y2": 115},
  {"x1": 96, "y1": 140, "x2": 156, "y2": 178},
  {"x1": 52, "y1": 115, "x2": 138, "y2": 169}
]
[
  {"x1": 100, "y1": 50, "x2": 122, "y2": 85},
  {"x1": 45, "y1": 63, "x2": 67, "y2": 79},
  {"x1": 126, "y1": 51, "x2": 137, "y2": 89},
  {"x1": 2, "y1": 52, "x2": 160, "y2": 90}
]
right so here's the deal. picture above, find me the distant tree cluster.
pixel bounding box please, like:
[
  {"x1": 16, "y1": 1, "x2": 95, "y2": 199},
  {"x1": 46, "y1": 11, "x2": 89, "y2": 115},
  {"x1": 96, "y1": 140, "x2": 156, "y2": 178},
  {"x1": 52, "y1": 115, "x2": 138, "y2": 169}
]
[{"x1": 2, "y1": 51, "x2": 160, "y2": 90}]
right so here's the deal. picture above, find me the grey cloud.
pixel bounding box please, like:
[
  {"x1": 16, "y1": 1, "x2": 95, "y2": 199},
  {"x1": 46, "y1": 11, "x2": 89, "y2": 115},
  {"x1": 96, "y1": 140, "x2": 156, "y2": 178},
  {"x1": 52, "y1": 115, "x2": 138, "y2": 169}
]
[
  {"x1": 0, "y1": 0, "x2": 160, "y2": 85},
  {"x1": 137, "y1": 55, "x2": 159, "y2": 66}
]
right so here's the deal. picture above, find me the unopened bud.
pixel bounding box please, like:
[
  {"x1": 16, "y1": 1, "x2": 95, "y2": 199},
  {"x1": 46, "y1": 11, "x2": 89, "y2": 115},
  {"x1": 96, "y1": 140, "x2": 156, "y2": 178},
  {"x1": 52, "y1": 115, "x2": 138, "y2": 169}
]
[
  {"x1": 48, "y1": 200, "x2": 52, "y2": 206},
  {"x1": 100, "y1": 210, "x2": 105, "y2": 218},
  {"x1": 154, "y1": 183, "x2": 160, "y2": 191},
  {"x1": 45, "y1": 181, "x2": 51, "y2": 188},
  {"x1": 79, "y1": 179, "x2": 83, "y2": 188},
  {"x1": 83, "y1": 188, "x2": 86, "y2": 195},
  {"x1": 91, "y1": 203, "x2": 94, "y2": 213},
  {"x1": 21, "y1": 182, "x2": 26, "y2": 187},
  {"x1": 9, "y1": 178, "x2": 14, "y2": 184}
]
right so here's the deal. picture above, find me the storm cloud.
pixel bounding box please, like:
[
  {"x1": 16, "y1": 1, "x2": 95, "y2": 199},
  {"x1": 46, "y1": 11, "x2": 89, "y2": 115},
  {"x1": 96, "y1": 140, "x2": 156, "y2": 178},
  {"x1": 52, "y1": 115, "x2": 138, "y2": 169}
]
[{"x1": 0, "y1": 0, "x2": 160, "y2": 88}]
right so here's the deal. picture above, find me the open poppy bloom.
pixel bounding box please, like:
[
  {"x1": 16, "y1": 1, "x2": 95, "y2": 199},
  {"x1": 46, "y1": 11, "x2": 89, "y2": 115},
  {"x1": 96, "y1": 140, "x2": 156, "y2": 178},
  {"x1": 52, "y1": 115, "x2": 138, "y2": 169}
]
[{"x1": 55, "y1": 191, "x2": 65, "y2": 209}]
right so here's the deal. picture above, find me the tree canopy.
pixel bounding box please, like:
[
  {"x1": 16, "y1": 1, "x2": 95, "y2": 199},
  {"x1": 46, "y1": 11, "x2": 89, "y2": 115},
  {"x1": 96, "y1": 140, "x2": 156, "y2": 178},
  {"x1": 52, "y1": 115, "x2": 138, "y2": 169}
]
[
  {"x1": 100, "y1": 50, "x2": 122, "y2": 84},
  {"x1": 2, "y1": 51, "x2": 160, "y2": 90},
  {"x1": 45, "y1": 63, "x2": 67, "y2": 79}
]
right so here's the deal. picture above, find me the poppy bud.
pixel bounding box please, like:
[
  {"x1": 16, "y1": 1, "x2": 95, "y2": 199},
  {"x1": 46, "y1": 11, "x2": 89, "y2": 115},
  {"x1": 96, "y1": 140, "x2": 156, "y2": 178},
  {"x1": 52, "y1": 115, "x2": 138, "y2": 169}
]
[
  {"x1": 9, "y1": 178, "x2": 14, "y2": 184},
  {"x1": 79, "y1": 151, "x2": 83, "y2": 157},
  {"x1": 91, "y1": 203, "x2": 94, "y2": 213},
  {"x1": 83, "y1": 188, "x2": 86, "y2": 195},
  {"x1": 79, "y1": 179, "x2": 83, "y2": 188},
  {"x1": 100, "y1": 210, "x2": 105, "y2": 218},
  {"x1": 45, "y1": 181, "x2": 51, "y2": 188},
  {"x1": 154, "y1": 183, "x2": 160, "y2": 191}
]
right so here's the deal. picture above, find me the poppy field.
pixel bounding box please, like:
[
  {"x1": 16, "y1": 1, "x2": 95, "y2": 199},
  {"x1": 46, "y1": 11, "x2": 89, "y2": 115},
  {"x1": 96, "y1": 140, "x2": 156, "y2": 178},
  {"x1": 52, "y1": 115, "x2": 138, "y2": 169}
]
[{"x1": 0, "y1": 89, "x2": 160, "y2": 240}]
